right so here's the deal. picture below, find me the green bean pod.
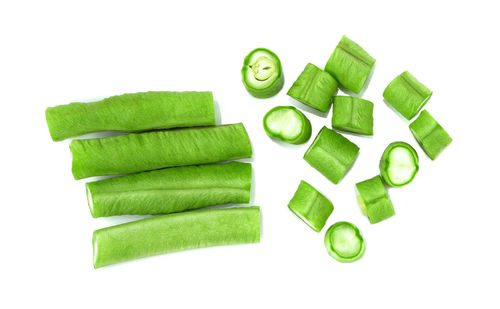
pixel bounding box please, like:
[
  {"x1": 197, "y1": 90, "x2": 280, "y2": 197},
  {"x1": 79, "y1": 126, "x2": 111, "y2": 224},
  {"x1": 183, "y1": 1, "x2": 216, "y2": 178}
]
[
  {"x1": 241, "y1": 48, "x2": 284, "y2": 98},
  {"x1": 409, "y1": 110, "x2": 452, "y2": 160},
  {"x1": 93, "y1": 206, "x2": 261, "y2": 268},
  {"x1": 332, "y1": 96, "x2": 374, "y2": 135},
  {"x1": 383, "y1": 71, "x2": 432, "y2": 120},
  {"x1": 288, "y1": 180, "x2": 333, "y2": 232},
  {"x1": 287, "y1": 63, "x2": 338, "y2": 112},
  {"x1": 71, "y1": 123, "x2": 252, "y2": 179},
  {"x1": 263, "y1": 106, "x2": 312, "y2": 145},
  {"x1": 46, "y1": 91, "x2": 215, "y2": 141},
  {"x1": 379, "y1": 142, "x2": 419, "y2": 187},
  {"x1": 304, "y1": 127, "x2": 359, "y2": 184},
  {"x1": 325, "y1": 36, "x2": 375, "y2": 94},
  {"x1": 86, "y1": 162, "x2": 252, "y2": 218},
  {"x1": 355, "y1": 176, "x2": 395, "y2": 224},
  {"x1": 324, "y1": 221, "x2": 365, "y2": 263}
]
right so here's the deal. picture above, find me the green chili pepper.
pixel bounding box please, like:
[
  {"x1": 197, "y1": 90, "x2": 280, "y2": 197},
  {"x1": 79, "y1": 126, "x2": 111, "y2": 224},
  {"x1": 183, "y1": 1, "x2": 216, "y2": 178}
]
[
  {"x1": 304, "y1": 127, "x2": 359, "y2": 184},
  {"x1": 331, "y1": 96, "x2": 374, "y2": 135},
  {"x1": 288, "y1": 180, "x2": 333, "y2": 232},
  {"x1": 409, "y1": 110, "x2": 452, "y2": 160},
  {"x1": 287, "y1": 63, "x2": 338, "y2": 113},
  {"x1": 86, "y1": 162, "x2": 251, "y2": 218},
  {"x1": 46, "y1": 91, "x2": 215, "y2": 141},
  {"x1": 324, "y1": 221, "x2": 365, "y2": 263},
  {"x1": 355, "y1": 176, "x2": 395, "y2": 224},
  {"x1": 383, "y1": 71, "x2": 432, "y2": 120},
  {"x1": 92, "y1": 206, "x2": 260, "y2": 268},
  {"x1": 71, "y1": 123, "x2": 252, "y2": 179},
  {"x1": 324, "y1": 35, "x2": 375, "y2": 94},
  {"x1": 379, "y1": 142, "x2": 419, "y2": 187},
  {"x1": 241, "y1": 48, "x2": 284, "y2": 98},
  {"x1": 263, "y1": 106, "x2": 312, "y2": 145}
]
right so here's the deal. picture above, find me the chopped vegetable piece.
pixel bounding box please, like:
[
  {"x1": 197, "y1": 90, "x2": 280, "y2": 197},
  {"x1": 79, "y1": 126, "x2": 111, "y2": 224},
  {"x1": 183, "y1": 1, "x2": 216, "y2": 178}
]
[
  {"x1": 70, "y1": 123, "x2": 252, "y2": 179},
  {"x1": 355, "y1": 176, "x2": 395, "y2": 224},
  {"x1": 324, "y1": 35, "x2": 375, "y2": 94},
  {"x1": 332, "y1": 96, "x2": 374, "y2": 135},
  {"x1": 287, "y1": 63, "x2": 338, "y2": 112},
  {"x1": 379, "y1": 142, "x2": 419, "y2": 187},
  {"x1": 288, "y1": 180, "x2": 333, "y2": 232},
  {"x1": 383, "y1": 71, "x2": 432, "y2": 120},
  {"x1": 409, "y1": 110, "x2": 452, "y2": 160},
  {"x1": 303, "y1": 127, "x2": 359, "y2": 184},
  {"x1": 86, "y1": 162, "x2": 252, "y2": 218},
  {"x1": 45, "y1": 91, "x2": 215, "y2": 141},
  {"x1": 263, "y1": 106, "x2": 312, "y2": 144},
  {"x1": 92, "y1": 206, "x2": 260, "y2": 268},
  {"x1": 241, "y1": 48, "x2": 284, "y2": 98},
  {"x1": 324, "y1": 221, "x2": 365, "y2": 263}
]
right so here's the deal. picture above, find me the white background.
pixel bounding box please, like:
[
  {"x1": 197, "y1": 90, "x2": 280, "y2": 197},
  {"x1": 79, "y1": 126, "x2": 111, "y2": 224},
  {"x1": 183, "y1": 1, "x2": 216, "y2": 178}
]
[{"x1": 1, "y1": 0, "x2": 499, "y2": 308}]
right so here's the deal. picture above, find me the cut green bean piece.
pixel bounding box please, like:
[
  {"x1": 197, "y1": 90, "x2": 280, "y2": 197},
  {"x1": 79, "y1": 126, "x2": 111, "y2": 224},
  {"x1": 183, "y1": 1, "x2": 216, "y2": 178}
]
[
  {"x1": 356, "y1": 176, "x2": 395, "y2": 224},
  {"x1": 287, "y1": 63, "x2": 338, "y2": 112},
  {"x1": 86, "y1": 162, "x2": 252, "y2": 218},
  {"x1": 379, "y1": 142, "x2": 419, "y2": 187},
  {"x1": 45, "y1": 91, "x2": 215, "y2": 141},
  {"x1": 383, "y1": 71, "x2": 432, "y2": 120},
  {"x1": 288, "y1": 180, "x2": 333, "y2": 232},
  {"x1": 409, "y1": 110, "x2": 452, "y2": 160},
  {"x1": 241, "y1": 48, "x2": 284, "y2": 98},
  {"x1": 71, "y1": 123, "x2": 252, "y2": 179},
  {"x1": 92, "y1": 206, "x2": 260, "y2": 268},
  {"x1": 304, "y1": 127, "x2": 359, "y2": 184},
  {"x1": 324, "y1": 221, "x2": 365, "y2": 263},
  {"x1": 325, "y1": 35, "x2": 375, "y2": 94},
  {"x1": 263, "y1": 106, "x2": 312, "y2": 145},
  {"x1": 332, "y1": 96, "x2": 374, "y2": 135}
]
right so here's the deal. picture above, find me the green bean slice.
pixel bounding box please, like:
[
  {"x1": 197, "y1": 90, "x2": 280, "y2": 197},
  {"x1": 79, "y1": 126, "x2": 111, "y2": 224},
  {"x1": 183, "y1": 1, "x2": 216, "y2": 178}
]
[
  {"x1": 332, "y1": 96, "x2": 374, "y2": 135},
  {"x1": 356, "y1": 176, "x2": 395, "y2": 224},
  {"x1": 241, "y1": 48, "x2": 284, "y2": 98},
  {"x1": 263, "y1": 106, "x2": 312, "y2": 145},
  {"x1": 324, "y1": 221, "x2": 365, "y2": 263},
  {"x1": 379, "y1": 142, "x2": 419, "y2": 187},
  {"x1": 409, "y1": 110, "x2": 452, "y2": 160}
]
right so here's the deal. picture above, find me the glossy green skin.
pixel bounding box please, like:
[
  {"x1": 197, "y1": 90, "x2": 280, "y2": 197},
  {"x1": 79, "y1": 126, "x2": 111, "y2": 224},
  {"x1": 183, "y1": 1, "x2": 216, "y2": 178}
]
[
  {"x1": 383, "y1": 71, "x2": 432, "y2": 120},
  {"x1": 241, "y1": 48, "x2": 284, "y2": 98},
  {"x1": 324, "y1": 221, "x2": 365, "y2": 263},
  {"x1": 332, "y1": 96, "x2": 374, "y2": 135},
  {"x1": 71, "y1": 123, "x2": 252, "y2": 179},
  {"x1": 325, "y1": 36, "x2": 375, "y2": 94},
  {"x1": 46, "y1": 91, "x2": 215, "y2": 141},
  {"x1": 379, "y1": 142, "x2": 419, "y2": 187},
  {"x1": 287, "y1": 63, "x2": 338, "y2": 112},
  {"x1": 304, "y1": 127, "x2": 359, "y2": 184},
  {"x1": 86, "y1": 162, "x2": 252, "y2": 218},
  {"x1": 356, "y1": 176, "x2": 395, "y2": 224},
  {"x1": 92, "y1": 206, "x2": 261, "y2": 268},
  {"x1": 263, "y1": 106, "x2": 312, "y2": 145},
  {"x1": 288, "y1": 180, "x2": 333, "y2": 232},
  {"x1": 409, "y1": 110, "x2": 452, "y2": 160}
]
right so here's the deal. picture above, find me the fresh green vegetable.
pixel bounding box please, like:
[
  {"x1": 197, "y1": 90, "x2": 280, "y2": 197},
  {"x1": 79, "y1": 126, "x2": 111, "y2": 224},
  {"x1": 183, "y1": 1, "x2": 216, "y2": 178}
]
[
  {"x1": 71, "y1": 123, "x2": 252, "y2": 179},
  {"x1": 383, "y1": 71, "x2": 432, "y2": 120},
  {"x1": 304, "y1": 127, "x2": 359, "y2": 184},
  {"x1": 355, "y1": 176, "x2": 395, "y2": 224},
  {"x1": 263, "y1": 106, "x2": 311, "y2": 144},
  {"x1": 324, "y1": 221, "x2": 365, "y2": 263},
  {"x1": 45, "y1": 91, "x2": 215, "y2": 141},
  {"x1": 288, "y1": 180, "x2": 333, "y2": 232},
  {"x1": 379, "y1": 142, "x2": 419, "y2": 187},
  {"x1": 331, "y1": 96, "x2": 374, "y2": 135},
  {"x1": 241, "y1": 48, "x2": 284, "y2": 98},
  {"x1": 86, "y1": 162, "x2": 252, "y2": 218},
  {"x1": 287, "y1": 63, "x2": 338, "y2": 112},
  {"x1": 92, "y1": 206, "x2": 260, "y2": 268},
  {"x1": 324, "y1": 35, "x2": 375, "y2": 94},
  {"x1": 409, "y1": 110, "x2": 452, "y2": 160}
]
